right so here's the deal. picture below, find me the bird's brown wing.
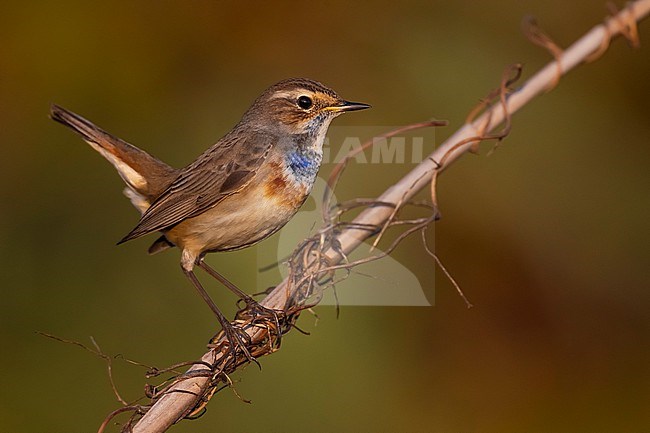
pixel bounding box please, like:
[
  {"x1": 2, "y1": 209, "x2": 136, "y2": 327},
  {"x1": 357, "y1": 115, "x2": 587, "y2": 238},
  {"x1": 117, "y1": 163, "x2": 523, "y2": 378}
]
[{"x1": 118, "y1": 129, "x2": 275, "y2": 244}]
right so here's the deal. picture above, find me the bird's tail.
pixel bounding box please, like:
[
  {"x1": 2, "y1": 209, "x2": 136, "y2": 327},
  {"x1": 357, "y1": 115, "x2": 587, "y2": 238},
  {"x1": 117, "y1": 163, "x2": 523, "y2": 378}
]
[{"x1": 50, "y1": 104, "x2": 179, "y2": 213}]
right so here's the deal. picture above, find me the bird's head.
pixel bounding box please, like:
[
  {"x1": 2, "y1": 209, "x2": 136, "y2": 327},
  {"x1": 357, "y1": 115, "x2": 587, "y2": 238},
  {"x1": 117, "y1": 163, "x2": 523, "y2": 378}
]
[{"x1": 241, "y1": 78, "x2": 370, "y2": 135}]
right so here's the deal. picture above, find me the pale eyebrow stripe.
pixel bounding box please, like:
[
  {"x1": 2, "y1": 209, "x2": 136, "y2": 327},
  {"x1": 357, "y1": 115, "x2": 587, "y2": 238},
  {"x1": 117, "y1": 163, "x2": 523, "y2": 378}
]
[{"x1": 268, "y1": 91, "x2": 298, "y2": 100}]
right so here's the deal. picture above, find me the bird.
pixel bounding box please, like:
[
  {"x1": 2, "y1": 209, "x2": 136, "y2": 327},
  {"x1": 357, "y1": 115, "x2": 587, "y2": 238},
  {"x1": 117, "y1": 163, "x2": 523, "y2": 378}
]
[{"x1": 50, "y1": 78, "x2": 370, "y2": 359}]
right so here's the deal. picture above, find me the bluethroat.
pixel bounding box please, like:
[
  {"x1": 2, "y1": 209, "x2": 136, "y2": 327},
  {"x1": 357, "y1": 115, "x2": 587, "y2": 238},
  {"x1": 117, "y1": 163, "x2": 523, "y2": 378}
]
[{"x1": 51, "y1": 78, "x2": 370, "y2": 358}]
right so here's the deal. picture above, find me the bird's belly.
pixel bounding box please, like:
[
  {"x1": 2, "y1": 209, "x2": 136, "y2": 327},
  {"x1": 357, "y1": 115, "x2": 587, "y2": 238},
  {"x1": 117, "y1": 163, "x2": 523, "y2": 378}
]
[{"x1": 166, "y1": 172, "x2": 310, "y2": 254}]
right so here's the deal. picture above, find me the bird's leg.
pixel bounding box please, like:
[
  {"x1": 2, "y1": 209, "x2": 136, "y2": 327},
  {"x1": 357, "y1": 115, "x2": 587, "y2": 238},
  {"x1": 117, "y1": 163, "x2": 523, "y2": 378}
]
[
  {"x1": 197, "y1": 259, "x2": 255, "y2": 302},
  {"x1": 197, "y1": 259, "x2": 283, "y2": 341},
  {"x1": 180, "y1": 265, "x2": 255, "y2": 364}
]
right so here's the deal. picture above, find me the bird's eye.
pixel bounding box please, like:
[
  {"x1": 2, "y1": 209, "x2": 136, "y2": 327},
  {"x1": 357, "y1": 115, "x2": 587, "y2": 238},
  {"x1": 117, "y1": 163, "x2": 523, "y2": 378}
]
[{"x1": 297, "y1": 95, "x2": 313, "y2": 110}]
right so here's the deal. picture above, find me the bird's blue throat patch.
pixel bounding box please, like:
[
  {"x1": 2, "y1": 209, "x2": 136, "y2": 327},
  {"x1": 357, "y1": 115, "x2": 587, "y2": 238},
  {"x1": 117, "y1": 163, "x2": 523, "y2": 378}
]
[{"x1": 286, "y1": 148, "x2": 322, "y2": 183}]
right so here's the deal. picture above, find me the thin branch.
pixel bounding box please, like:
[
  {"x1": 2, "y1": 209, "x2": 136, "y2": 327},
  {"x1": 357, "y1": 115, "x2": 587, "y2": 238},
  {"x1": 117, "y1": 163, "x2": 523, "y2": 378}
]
[
  {"x1": 38, "y1": 332, "x2": 130, "y2": 406},
  {"x1": 131, "y1": 2, "x2": 650, "y2": 432}
]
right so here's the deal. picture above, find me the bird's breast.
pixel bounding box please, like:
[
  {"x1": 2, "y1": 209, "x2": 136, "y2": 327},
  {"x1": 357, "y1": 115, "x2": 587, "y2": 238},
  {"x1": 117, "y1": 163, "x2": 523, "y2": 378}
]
[{"x1": 263, "y1": 160, "x2": 312, "y2": 210}]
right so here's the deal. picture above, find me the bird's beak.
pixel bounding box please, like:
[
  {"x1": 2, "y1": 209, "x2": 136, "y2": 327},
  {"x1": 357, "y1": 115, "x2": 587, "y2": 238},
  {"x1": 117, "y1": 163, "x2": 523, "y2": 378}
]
[{"x1": 327, "y1": 100, "x2": 372, "y2": 113}]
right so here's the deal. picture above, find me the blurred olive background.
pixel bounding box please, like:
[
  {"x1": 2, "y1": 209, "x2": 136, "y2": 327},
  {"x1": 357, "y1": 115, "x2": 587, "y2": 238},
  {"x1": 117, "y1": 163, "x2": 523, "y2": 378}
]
[{"x1": 2, "y1": 1, "x2": 649, "y2": 432}]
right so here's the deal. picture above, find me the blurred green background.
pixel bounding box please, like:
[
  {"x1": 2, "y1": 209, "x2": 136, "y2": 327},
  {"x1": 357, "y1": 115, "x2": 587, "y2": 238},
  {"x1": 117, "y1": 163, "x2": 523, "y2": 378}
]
[{"x1": 2, "y1": 1, "x2": 649, "y2": 432}]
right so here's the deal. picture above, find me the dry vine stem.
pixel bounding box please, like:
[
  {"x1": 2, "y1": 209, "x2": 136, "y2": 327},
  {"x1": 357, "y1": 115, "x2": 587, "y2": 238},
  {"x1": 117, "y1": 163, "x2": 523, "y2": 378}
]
[{"x1": 128, "y1": 3, "x2": 650, "y2": 432}]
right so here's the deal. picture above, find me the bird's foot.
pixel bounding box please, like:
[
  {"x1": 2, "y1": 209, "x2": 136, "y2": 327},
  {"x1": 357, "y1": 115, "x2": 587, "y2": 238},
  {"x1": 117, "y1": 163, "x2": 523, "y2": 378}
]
[
  {"x1": 235, "y1": 299, "x2": 284, "y2": 348},
  {"x1": 209, "y1": 320, "x2": 259, "y2": 368}
]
